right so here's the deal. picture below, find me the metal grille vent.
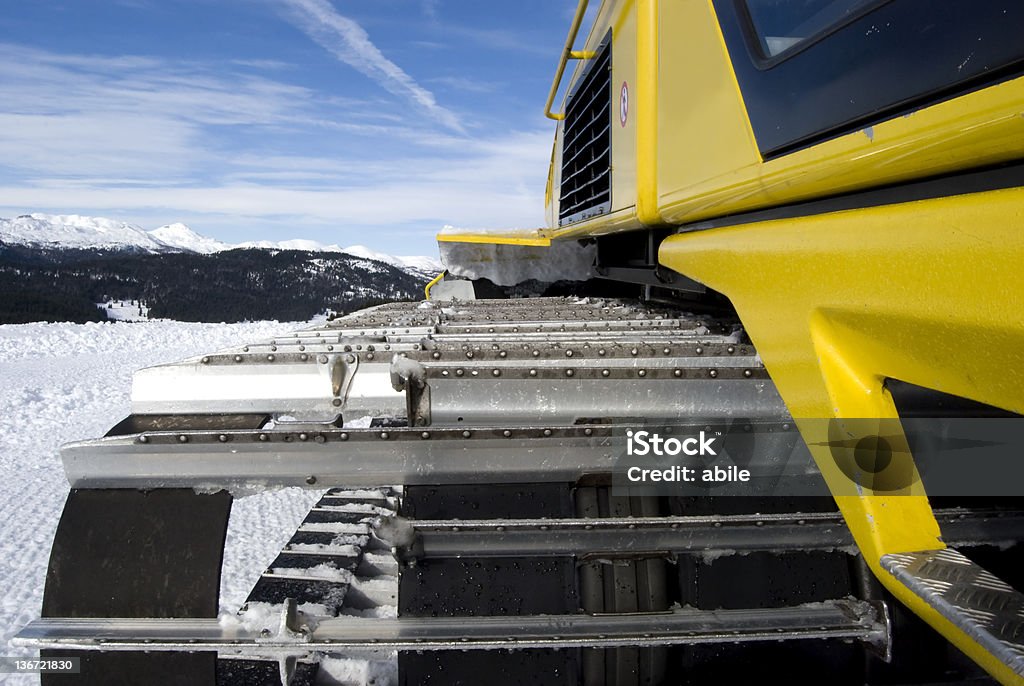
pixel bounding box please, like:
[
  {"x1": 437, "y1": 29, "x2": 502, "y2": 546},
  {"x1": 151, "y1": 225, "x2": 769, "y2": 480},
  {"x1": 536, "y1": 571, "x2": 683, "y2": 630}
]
[{"x1": 559, "y1": 35, "x2": 612, "y2": 226}]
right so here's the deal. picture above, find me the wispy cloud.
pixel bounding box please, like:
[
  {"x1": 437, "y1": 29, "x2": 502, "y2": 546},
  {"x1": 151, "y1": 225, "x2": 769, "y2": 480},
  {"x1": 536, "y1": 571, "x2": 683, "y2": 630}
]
[
  {"x1": 279, "y1": 0, "x2": 464, "y2": 133},
  {"x1": 421, "y1": 0, "x2": 440, "y2": 20},
  {"x1": 0, "y1": 40, "x2": 552, "y2": 252},
  {"x1": 428, "y1": 76, "x2": 499, "y2": 94}
]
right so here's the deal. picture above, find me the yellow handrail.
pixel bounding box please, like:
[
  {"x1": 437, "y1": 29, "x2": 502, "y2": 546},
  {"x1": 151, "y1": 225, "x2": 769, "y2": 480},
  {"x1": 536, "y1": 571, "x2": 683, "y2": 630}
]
[
  {"x1": 424, "y1": 270, "x2": 446, "y2": 300},
  {"x1": 544, "y1": 0, "x2": 597, "y2": 121}
]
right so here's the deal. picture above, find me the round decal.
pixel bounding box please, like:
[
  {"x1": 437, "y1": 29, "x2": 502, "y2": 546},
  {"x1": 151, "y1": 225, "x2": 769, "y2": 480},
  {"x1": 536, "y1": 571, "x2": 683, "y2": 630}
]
[{"x1": 620, "y1": 81, "x2": 629, "y2": 127}]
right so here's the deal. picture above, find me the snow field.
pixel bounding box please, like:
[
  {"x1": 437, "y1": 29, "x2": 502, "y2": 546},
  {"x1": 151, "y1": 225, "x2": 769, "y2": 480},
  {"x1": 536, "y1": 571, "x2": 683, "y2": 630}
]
[{"x1": 0, "y1": 320, "x2": 326, "y2": 684}]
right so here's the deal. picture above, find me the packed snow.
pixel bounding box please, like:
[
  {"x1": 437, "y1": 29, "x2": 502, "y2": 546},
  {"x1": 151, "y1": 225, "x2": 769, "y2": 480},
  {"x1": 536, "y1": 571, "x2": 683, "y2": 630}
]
[{"x1": 0, "y1": 320, "x2": 340, "y2": 684}]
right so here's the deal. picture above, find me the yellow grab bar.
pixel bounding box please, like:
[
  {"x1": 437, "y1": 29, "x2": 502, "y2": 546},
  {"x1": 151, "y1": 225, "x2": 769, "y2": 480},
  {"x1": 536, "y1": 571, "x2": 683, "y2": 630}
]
[
  {"x1": 544, "y1": 0, "x2": 597, "y2": 121},
  {"x1": 424, "y1": 270, "x2": 446, "y2": 300}
]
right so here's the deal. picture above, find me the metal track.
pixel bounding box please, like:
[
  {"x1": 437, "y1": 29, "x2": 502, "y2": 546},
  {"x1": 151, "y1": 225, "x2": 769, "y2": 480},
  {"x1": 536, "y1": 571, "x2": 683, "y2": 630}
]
[
  {"x1": 393, "y1": 509, "x2": 1024, "y2": 559},
  {"x1": 20, "y1": 297, "x2": 1024, "y2": 685}
]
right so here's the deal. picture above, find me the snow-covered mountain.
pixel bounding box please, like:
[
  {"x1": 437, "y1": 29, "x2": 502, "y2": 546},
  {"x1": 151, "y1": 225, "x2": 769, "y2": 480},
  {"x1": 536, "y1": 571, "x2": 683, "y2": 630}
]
[
  {"x1": 0, "y1": 214, "x2": 170, "y2": 252},
  {"x1": 342, "y1": 244, "x2": 443, "y2": 279},
  {"x1": 0, "y1": 213, "x2": 442, "y2": 278},
  {"x1": 149, "y1": 222, "x2": 230, "y2": 254}
]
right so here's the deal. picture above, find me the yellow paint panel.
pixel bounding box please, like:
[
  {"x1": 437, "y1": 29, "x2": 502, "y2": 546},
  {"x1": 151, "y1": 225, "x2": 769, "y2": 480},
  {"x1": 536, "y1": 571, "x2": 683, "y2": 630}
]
[
  {"x1": 435, "y1": 231, "x2": 551, "y2": 248},
  {"x1": 609, "y1": 0, "x2": 637, "y2": 214},
  {"x1": 654, "y1": 0, "x2": 760, "y2": 220},
  {"x1": 659, "y1": 186, "x2": 1024, "y2": 685},
  {"x1": 658, "y1": 75, "x2": 1024, "y2": 226}
]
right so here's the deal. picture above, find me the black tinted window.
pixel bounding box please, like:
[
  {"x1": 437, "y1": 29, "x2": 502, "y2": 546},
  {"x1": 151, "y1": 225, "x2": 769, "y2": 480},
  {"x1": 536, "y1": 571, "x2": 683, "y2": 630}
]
[{"x1": 744, "y1": 0, "x2": 880, "y2": 57}]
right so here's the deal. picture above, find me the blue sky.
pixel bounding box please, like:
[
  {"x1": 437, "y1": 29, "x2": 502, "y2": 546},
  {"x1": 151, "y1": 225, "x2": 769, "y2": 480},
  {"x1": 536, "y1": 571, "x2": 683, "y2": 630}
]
[{"x1": 0, "y1": 0, "x2": 586, "y2": 255}]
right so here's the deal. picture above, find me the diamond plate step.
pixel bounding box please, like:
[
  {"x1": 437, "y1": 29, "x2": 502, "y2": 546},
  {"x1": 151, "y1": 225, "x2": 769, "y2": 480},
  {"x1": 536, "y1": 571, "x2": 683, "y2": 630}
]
[{"x1": 881, "y1": 548, "x2": 1024, "y2": 677}]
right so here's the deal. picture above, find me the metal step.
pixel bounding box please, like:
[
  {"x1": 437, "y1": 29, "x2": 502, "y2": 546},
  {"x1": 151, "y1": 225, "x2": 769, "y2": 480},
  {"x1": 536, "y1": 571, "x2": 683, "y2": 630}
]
[
  {"x1": 16, "y1": 598, "x2": 889, "y2": 653},
  {"x1": 882, "y1": 548, "x2": 1024, "y2": 677}
]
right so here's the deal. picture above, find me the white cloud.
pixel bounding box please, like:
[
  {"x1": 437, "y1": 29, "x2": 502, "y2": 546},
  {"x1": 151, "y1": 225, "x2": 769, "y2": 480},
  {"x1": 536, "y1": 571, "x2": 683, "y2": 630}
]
[
  {"x1": 428, "y1": 76, "x2": 499, "y2": 94},
  {"x1": 280, "y1": 0, "x2": 464, "y2": 133},
  {"x1": 0, "y1": 40, "x2": 556, "y2": 254}
]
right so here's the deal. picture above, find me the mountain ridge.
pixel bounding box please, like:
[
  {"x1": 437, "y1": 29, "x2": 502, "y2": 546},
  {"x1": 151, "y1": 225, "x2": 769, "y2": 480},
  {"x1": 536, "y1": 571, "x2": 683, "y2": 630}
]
[{"x1": 0, "y1": 213, "x2": 443, "y2": 279}]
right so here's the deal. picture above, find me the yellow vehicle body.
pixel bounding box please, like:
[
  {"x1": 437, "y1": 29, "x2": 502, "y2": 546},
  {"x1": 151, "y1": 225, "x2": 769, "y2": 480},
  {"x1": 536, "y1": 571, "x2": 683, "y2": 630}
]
[{"x1": 439, "y1": 1, "x2": 1024, "y2": 682}]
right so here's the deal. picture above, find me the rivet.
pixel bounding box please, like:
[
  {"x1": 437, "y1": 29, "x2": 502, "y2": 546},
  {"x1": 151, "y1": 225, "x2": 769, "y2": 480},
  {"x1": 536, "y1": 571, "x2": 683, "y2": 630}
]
[
  {"x1": 327, "y1": 345, "x2": 334, "y2": 351},
  {"x1": 318, "y1": 354, "x2": 328, "y2": 364},
  {"x1": 306, "y1": 475, "x2": 317, "y2": 485},
  {"x1": 529, "y1": 369, "x2": 538, "y2": 377},
  {"x1": 201, "y1": 357, "x2": 210, "y2": 364},
  {"x1": 466, "y1": 351, "x2": 474, "y2": 359},
  {"x1": 270, "y1": 345, "x2": 278, "y2": 352},
  {"x1": 744, "y1": 369, "x2": 753, "y2": 378},
  {"x1": 314, "y1": 434, "x2": 325, "y2": 443},
  {"x1": 178, "y1": 435, "x2": 188, "y2": 443},
  {"x1": 340, "y1": 432, "x2": 349, "y2": 441},
  {"x1": 441, "y1": 370, "x2": 450, "y2": 377},
  {"x1": 601, "y1": 369, "x2": 610, "y2": 377},
  {"x1": 499, "y1": 351, "x2": 507, "y2": 358},
  {"x1": 543, "y1": 429, "x2": 553, "y2": 437},
  {"x1": 138, "y1": 435, "x2": 149, "y2": 444},
  {"x1": 638, "y1": 369, "x2": 647, "y2": 377},
  {"x1": 728, "y1": 346, "x2": 736, "y2": 354},
  {"x1": 598, "y1": 349, "x2": 606, "y2": 356},
  {"x1": 462, "y1": 430, "x2": 472, "y2": 438},
  {"x1": 492, "y1": 369, "x2": 501, "y2": 377},
  {"x1": 298, "y1": 345, "x2": 306, "y2": 352},
  {"x1": 218, "y1": 434, "x2": 228, "y2": 443},
  {"x1": 259, "y1": 433, "x2": 268, "y2": 442},
  {"x1": 267, "y1": 354, "x2": 275, "y2": 362},
  {"x1": 299, "y1": 433, "x2": 309, "y2": 441},
  {"x1": 432, "y1": 351, "x2": 441, "y2": 359},
  {"x1": 346, "y1": 354, "x2": 356, "y2": 363},
  {"x1": 674, "y1": 369, "x2": 683, "y2": 377},
  {"x1": 456, "y1": 369, "x2": 464, "y2": 377},
  {"x1": 367, "y1": 353, "x2": 374, "y2": 360},
  {"x1": 663, "y1": 348, "x2": 671, "y2": 355},
  {"x1": 709, "y1": 369, "x2": 718, "y2": 378},
  {"x1": 696, "y1": 347, "x2": 704, "y2": 355},
  {"x1": 300, "y1": 353, "x2": 309, "y2": 362},
  {"x1": 630, "y1": 348, "x2": 638, "y2": 356},
  {"x1": 566, "y1": 350, "x2": 574, "y2": 357},
  {"x1": 471, "y1": 369, "x2": 479, "y2": 377},
  {"x1": 380, "y1": 431, "x2": 389, "y2": 440},
  {"x1": 503, "y1": 430, "x2": 512, "y2": 438},
  {"x1": 332, "y1": 398, "x2": 342, "y2": 406},
  {"x1": 532, "y1": 350, "x2": 540, "y2": 357},
  {"x1": 243, "y1": 346, "x2": 250, "y2": 352},
  {"x1": 421, "y1": 431, "x2": 431, "y2": 440},
  {"x1": 234, "y1": 355, "x2": 243, "y2": 363},
  {"x1": 584, "y1": 428, "x2": 593, "y2": 436},
  {"x1": 566, "y1": 369, "x2": 575, "y2": 377}
]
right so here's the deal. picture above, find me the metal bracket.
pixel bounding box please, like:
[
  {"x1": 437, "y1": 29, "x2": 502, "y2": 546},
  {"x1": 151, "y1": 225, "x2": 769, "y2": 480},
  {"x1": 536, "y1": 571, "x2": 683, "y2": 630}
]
[{"x1": 390, "y1": 355, "x2": 431, "y2": 426}]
